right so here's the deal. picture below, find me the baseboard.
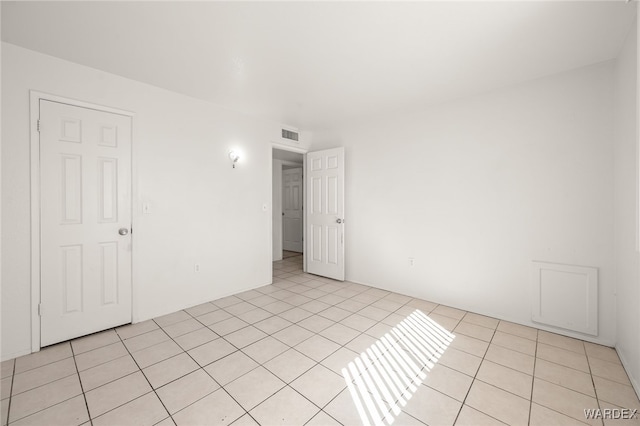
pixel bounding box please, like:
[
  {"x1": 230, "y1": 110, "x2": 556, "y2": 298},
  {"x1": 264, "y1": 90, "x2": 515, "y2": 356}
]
[
  {"x1": 344, "y1": 278, "x2": 616, "y2": 347},
  {"x1": 617, "y1": 349, "x2": 640, "y2": 399},
  {"x1": 2, "y1": 280, "x2": 276, "y2": 362},
  {"x1": 130, "y1": 280, "x2": 274, "y2": 326},
  {"x1": 1, "y1": 348, "x2": 32, "y2": 362}
]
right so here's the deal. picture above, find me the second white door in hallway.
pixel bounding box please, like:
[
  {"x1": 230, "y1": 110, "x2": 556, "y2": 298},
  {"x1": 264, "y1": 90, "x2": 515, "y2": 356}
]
[{"x1": 283, "y1": 167, "x2": 303, "y2": 253}]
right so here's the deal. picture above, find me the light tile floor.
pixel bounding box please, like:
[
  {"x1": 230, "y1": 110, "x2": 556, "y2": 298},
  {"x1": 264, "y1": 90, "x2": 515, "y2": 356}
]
[{"x1": 2, "y1": 251, "x2": 639, "y2": 425}]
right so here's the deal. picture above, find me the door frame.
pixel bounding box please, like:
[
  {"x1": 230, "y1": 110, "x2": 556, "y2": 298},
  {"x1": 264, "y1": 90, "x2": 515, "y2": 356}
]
[
  {"x1": 270, "y1": 143, "x2": 307, "y2": 276},
  {"x1": 29, "y1": 91, "x2": 135, "y2": 353}
]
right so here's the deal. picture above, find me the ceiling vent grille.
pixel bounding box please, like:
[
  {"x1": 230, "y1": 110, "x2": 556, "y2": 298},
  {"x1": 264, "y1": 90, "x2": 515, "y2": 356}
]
[{"x1": 282, "y1": 128, "x2": 299, "y2": 142}]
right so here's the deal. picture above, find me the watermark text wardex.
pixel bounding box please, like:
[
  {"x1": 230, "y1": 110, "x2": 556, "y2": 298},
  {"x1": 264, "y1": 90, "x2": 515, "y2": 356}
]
[{"x1": 584, "y1": 408, "x2": 638, "y2": 420}]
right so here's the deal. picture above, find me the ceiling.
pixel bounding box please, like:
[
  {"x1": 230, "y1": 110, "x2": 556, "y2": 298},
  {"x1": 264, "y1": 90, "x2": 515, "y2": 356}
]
[{"x1": 1, "y1": 1, "x2": 636, "y2": 131}]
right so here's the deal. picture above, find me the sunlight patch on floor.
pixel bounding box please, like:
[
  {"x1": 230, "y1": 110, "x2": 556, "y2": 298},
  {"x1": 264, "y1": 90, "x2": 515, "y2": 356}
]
[{"x1": 342, "y1": 310, "x2": 455, "y2": 426}]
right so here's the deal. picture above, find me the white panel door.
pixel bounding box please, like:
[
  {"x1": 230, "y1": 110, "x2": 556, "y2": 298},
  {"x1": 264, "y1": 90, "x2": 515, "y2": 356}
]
[
  {"x1": 306, "y1": 148, "x2": 345, "y2": 281},
  {"x1": 283, "y1": 167, "x2": 303, "y2": 253},
  {"x1": 40, "y1": 100, "x2": 132, "y2": 347}
]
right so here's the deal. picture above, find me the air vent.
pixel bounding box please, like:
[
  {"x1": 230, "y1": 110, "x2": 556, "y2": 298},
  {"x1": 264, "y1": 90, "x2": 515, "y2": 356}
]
[{"x1": 282, "y1": 128, "x2": 299, "y2": 142}]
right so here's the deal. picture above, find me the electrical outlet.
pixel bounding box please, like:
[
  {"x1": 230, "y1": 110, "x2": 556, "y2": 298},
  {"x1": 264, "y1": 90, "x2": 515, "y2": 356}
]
[
  {"x1": 408, "y1": 258, "x2": 415, "y2": 267},
  {"x1": 194, "y1": 264, "x2": 200, "y2": 273}
]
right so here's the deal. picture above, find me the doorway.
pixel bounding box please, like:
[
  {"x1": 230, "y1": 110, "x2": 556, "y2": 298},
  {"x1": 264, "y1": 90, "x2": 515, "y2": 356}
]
[
  {"x1": 272, "y1": 148, "x2": 304, "y2": 264},
  {"x1": 271, "y1": 145, "x2": 346, "y2": 282}
]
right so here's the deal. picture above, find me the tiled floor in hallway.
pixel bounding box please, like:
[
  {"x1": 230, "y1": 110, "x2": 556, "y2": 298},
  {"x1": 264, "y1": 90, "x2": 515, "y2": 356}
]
[{"x1": 2, "y1": 251, "x2": 639, "y2": 425}]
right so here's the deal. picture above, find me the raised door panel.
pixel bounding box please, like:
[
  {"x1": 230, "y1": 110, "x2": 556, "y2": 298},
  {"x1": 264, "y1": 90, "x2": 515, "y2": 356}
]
[
  {"x1": 292, "y1": 185, "x2": 301, "y2": 211},
  {"x1": 99, "y1": 242, "x2": 119, "y2": 306},
  {"x1": 97, "y1": 158, "x2": 118, "y2": 223},
  {"x1": 60, "y1": 155, "x2": 83, "y2": 224},
  {"x1": 327, "y1": 227, "x2": 339, "y2": 266},
  {"x1": 60, "y1": 117, "x2": 82, "y2": 143},
  {"x1": 327, "y1": 176, "x2": 338, "y2": 215},
  {"x1": 61, "y1": 245, "x2": 83, "y2": 314},
  {"x1": 98, "y1": 125, "x2": 118, "y2": 147},
  {"x1": 311, "y1": 177, "x2": 322, "y2": 214}
]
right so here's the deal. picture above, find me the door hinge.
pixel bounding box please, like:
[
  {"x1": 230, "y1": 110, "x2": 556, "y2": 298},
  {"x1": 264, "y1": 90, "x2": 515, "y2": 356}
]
[
  {"x1": 37, "y1": 120, "x2": 41, "y2": 133},
  {"x1": 38, "y1": 303, "x2": 43, "y2": 316}
]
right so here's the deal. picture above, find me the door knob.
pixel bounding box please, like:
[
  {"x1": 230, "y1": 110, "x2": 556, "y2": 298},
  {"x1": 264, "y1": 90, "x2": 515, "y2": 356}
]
[
  {"x1": 336, "y1": 218, "x2": 343, "y2": 224},
  {"x1": 118, "y1": 228, "x2": 129, "y2": 236}
]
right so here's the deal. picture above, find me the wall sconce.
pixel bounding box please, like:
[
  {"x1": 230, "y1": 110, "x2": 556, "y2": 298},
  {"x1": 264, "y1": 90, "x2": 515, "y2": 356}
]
[{"x1": 229, "y1": 150, "x2": 240, "y2": 168}]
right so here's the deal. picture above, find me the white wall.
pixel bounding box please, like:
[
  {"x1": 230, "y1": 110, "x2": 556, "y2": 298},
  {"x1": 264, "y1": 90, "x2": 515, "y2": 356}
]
[
  {"x1": 272, "y1": 159, "x2": 283, "y2": 261},
  {"x1": 614, "y1": 19, "x2": 640, "y2": 395},
  {"x1": 0, "y1": 8, "x2": 4, "y2": 363},
  {"x1": 1, "y1": 39, "x2": 632, "y2": 361},
  {"x1": 312, "y1": 62, "x2": 617, "y2": 345},
  {"x1": 1, "y1": 43, "x2": 280, "y2": 360}
]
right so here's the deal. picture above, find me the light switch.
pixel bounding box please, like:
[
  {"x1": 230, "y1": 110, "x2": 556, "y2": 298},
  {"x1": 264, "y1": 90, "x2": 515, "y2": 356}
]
[
  {"x1": 143, "y1": 203, "x2": 151, "y2": 214},
  {"x1": 262, "y1": 203, "x2": 268, "y2": 211}
]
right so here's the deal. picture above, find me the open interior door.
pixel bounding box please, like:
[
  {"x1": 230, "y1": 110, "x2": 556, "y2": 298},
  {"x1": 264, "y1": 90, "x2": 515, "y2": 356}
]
[{"x1": 305, "y1": 147, "x2": 345, "y2": 281}]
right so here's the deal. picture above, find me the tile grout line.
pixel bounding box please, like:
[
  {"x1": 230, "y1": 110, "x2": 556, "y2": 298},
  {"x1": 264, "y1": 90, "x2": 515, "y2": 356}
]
[
  {"x1": 193, "y1": 258, "x2": 409, "y2": 423},
  {"x1": 4, "y1": 322, "x2": 599, "y2": 424},
  {"x1": 7, "y1": 353, "x2": 75, "y2": 376},
  {"x1": 527, "y1": 330, "x2": 539, "y2": 425},
  {"x1": 480, "y1": 331, "x2": 598, "y2": 418},
  {"x1": 303, "y1": 409, "x2": 343, "y2": 426},
  {"x1": 452, "y1": 319, "x2": 514, "y2": 426},
  {"x1": 7, "y1": 389, "x2": 90, "y2": 425},
  {"x1": 151, "y1": 316, "x2": 257, "y2": 425},
  {"x1": 70, "y1": 341, "x2": 94, "y2": 426},
  {"x1": 6, "y1": 346, "x2": 90, "y2": 425},
  {"x1": 584, "y1": 342, "x2": 605, "y2": 426},
  {"x1": 7, "y1": 254, "x2": 637, "y2": 426},
  {"x1": 287, "y1": 382, "x2": 342, "y2": 425},
  {"x1": 185, "y1": 360, "x2": 253, "y2": 424},
  {"x1": 483, "y1": 328, "x2": 607, "y2": 425},
  {"x1": 155, "y1": 258, "x2": 628, "y2": 424},
  {"x1": 4, "y1": 359, "x2": 15, "y2": 426},
  {"x1": 348, "y1": 311, "x2": 465, "y2": 426},
  {"x1": 113, "y1": 324, "x2": 175, "y2": 425},
  {"x1": 528, "y1": 347, "x2": 596, "y2": 425},
  {"x1": 489, "y1": 336, "x2": 609, "y2": 384},
  {"x1": 76, "y1": 353, "x2": 132, "y2": 389},
  {"x1": 319, "y1": 298, "x2": 453, "y2": 425},
  {"x1": 216, "y1": 262, "x2": 349, "y2": 419},
  {"x1": 226, "y1": 264, "x2": 327, "y2": 424}
]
